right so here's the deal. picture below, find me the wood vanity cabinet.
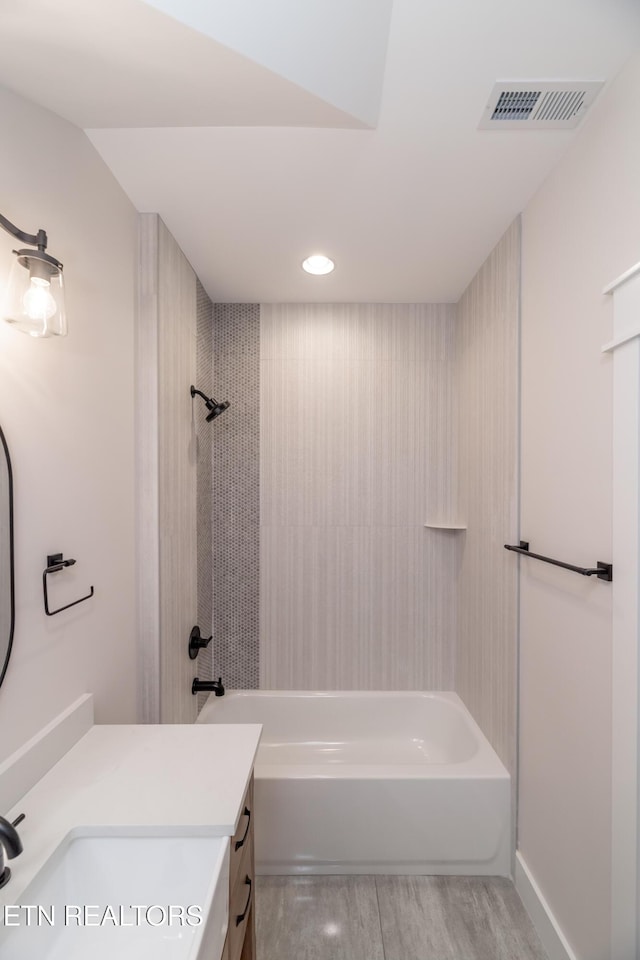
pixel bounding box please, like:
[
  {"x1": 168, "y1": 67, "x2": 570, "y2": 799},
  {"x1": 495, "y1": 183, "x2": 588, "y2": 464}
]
[{"x1": 221, "y1": 775, "x2": 255, "y2": 960}]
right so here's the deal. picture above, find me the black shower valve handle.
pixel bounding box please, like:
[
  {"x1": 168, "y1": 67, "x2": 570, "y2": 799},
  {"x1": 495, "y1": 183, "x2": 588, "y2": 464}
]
[{"x1": 188, "y1": 625, "x2": 212, "y2": 660}]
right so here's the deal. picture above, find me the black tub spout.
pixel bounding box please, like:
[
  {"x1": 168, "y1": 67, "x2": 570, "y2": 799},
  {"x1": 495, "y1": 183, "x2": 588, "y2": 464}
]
[{"x1": 192, "y1": 677, "x2": 225, "y2": 697}]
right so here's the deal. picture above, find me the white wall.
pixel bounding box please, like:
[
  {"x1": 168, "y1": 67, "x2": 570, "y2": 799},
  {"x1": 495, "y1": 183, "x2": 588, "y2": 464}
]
[
  {"x1": 0, "y1": 86, "x2": 138, "y2": 762},
  {"x1": 519, "y1": 51, "x2": 640, "y2": 960}
]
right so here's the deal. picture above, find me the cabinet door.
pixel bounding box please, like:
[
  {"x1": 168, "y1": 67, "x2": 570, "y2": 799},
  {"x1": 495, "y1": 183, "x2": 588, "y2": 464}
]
[{"x1": 228, "y1": 773, "x2": 256, "y2": 960}]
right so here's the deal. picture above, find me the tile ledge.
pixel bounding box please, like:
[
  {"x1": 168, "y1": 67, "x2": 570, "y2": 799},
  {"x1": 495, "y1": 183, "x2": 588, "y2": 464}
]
[{"x1": 423, "y1": 523, "x2": 467, "y2": 530}]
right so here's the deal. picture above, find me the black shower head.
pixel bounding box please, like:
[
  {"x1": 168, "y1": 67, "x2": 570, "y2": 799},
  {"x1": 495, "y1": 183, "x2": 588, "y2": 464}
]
[
  {"x1": 190, "y1": 385, "x2": 230, "y2": 423},
  {"x1": 205, "y1": 399, "x2": 230, "y2": 422}
]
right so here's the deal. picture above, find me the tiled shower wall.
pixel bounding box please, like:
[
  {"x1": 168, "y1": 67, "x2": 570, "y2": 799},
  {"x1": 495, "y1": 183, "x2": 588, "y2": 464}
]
[
  {"x1": 200, "y1": 235, "x2": 519, "y2": 770},
  {"x1": 455, "y1": 219, "x2": 520, "y2": 773},
  {"x1": 260, "y1": 304, "x2": 459, "y2": 689},
  {"x1": 195, "y1": 279, "x2": 213, "y2": 708},
  {"x1": 138, "y1": 214, "x2": 198, "y2": 723}
]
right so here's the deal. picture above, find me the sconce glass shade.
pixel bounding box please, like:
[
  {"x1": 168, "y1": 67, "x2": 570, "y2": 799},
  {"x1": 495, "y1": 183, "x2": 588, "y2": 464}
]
[{"x1": 3, "y1": 249, "x2": 66, "y2": 338}]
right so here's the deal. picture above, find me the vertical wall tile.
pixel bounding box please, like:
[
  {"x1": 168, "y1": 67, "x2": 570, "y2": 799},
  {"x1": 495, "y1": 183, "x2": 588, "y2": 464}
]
[
  {"x1": 455, "y1": 220, "x2": 520, "y2": 773},
  {"x1": 156, "y1": 218, "x2": 198, "y2": 723},
  {"x1": 138, "y1": 214, "x2": 200, "y2": 723},
  {"x1": 260, "y1": 303, "x2": 458, "y2": 691},
  {"x1": 137, "y1": 214, "x2": 161, "y2": 722},
  {"x1": 195, "y1": 280, "x2": 214, "y2": 710}
]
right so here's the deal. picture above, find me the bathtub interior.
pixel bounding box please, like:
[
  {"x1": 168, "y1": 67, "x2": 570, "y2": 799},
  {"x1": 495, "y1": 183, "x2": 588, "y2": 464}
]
[{"x1": 199, "y1": 691, "x2": 497, "y2": 767}]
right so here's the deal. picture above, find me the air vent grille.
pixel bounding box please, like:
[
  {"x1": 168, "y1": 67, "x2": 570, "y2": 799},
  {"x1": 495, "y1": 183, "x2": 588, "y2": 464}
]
[
  {"x1": 533, "y1": 90, "x2": 586, "y2": 122},
  {"x1": 480, "y1": 81, "x2": 603, "y2": 130},
  {"x1": 491, "y1": 90, "x2": 541, "y2": 121}
]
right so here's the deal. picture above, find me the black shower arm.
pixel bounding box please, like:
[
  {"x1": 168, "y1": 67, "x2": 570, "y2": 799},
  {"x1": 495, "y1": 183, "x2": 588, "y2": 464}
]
[
  {"x1": 191, "y1": 386, "x2": 211, "y2": 404},
  {"x1": 190, "y1": 385, "x2": 223, "y2": 406}
]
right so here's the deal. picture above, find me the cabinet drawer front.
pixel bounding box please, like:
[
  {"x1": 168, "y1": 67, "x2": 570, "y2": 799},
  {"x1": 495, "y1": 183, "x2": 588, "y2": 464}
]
[
  {"x1": 230, "y1": 776, "x2": 253, "y2": 890},
  {"x1": 228, "y1": 842, "x2": 254, "y2": 960}
]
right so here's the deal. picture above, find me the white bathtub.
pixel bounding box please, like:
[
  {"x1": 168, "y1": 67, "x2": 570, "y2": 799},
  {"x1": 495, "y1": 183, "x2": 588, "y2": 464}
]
[{"x1": 197, "y1": 690, "x2": 511, "y2": 876}]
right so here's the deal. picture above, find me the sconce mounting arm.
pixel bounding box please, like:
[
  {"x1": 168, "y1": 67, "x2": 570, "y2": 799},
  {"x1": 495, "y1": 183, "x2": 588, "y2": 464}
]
[{"x1": 0, "y1": 213, "x2": 47, "y2": 252}]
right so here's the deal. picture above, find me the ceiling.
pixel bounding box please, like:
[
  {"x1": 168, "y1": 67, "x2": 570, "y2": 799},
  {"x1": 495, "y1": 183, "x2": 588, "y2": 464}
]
[{"x1": 1, "y1": 0, "x2": 639, "y2": 302}]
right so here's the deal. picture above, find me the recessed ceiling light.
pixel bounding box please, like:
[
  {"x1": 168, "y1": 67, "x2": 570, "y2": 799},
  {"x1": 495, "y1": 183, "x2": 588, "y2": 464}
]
[{"x1": 302, "y1": 254, "x2": 335, "y2": 276}]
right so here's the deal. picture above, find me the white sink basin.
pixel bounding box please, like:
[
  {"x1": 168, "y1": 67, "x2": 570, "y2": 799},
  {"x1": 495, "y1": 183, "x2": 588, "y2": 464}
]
[{"x1": 0, "y1": 831, "x2": 230, "y2": 959}]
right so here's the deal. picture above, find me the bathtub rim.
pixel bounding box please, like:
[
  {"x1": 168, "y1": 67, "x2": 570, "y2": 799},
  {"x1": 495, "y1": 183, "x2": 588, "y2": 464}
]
[{"x1": 197, "y1": 689, "x2": 509, "y2": 781}]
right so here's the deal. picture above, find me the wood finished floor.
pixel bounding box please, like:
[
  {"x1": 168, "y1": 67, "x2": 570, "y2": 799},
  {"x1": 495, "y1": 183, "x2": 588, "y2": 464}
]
[{"x1": 255, "y1": 876, "x2": 548, "y2": 960}]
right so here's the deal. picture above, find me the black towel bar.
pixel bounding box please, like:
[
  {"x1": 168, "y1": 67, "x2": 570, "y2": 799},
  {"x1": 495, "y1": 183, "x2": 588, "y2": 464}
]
[{"x1": 504, "y1": 541, "x2": 613, "y2": 582}]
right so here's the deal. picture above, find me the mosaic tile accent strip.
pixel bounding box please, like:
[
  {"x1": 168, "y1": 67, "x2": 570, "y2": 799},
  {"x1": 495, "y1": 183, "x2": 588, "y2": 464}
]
[
  {"x1": 211, "y1": 304, "x2": 260, "y2": 689},
  {"x1": 195, "y1": 279, "x2": 213, "y2": 711}
]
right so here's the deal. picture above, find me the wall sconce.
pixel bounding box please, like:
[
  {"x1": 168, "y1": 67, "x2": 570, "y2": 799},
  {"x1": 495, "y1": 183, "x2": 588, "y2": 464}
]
[{"x1": 0, "y1": 212, "x2": 66, "y2": 338}]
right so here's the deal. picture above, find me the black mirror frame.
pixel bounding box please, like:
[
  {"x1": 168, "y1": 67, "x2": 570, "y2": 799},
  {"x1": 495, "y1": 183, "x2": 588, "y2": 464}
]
[{"x1": 0, "y1": 424, "x2": 14, "y2": 690}]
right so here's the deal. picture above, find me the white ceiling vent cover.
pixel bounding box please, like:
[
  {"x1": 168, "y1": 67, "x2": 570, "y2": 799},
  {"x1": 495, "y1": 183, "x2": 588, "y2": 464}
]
[{"x1": 479, "y1": 81, "x2": 604, "y2": 130}]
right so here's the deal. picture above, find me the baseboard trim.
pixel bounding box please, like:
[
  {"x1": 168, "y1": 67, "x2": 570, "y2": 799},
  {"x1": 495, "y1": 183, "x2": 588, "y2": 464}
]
[{"x1": 515, "y1": 851, "x2": 578, "y2": 960}]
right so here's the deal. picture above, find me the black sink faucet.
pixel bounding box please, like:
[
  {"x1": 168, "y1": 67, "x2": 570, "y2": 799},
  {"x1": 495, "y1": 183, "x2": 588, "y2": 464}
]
[
  {"x1": 192, "y1": 677, "x2": 225, "y2": 697},
  {"x1": 0, "y1": 814, "x2": 24, "y2": 889}
]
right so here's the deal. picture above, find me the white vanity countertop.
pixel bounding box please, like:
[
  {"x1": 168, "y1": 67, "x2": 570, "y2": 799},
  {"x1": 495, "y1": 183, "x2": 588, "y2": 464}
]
[{"x1": 0, "y1": 722, "x2": 261, "y2": 906}]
